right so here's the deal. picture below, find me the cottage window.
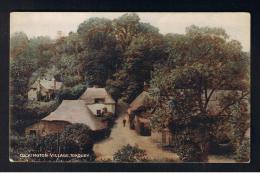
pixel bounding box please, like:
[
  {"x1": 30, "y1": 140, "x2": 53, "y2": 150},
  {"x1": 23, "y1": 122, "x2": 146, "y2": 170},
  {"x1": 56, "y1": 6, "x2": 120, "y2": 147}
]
[
  {"x1": 97, "y1": 110, "x2": 101, "y2": 116},
  {"x1": 94, "y1": 98, "x2": 105, "y2": 103},
  {"x1": 103, "y1": 107, "x2": 108, "y2": 113},
  {"x1": 29, "y1": 130, "x2": 36, "y2": 136}
]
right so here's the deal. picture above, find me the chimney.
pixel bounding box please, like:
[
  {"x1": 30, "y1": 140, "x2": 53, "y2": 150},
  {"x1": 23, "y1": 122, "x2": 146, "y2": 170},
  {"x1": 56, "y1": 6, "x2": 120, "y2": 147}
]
[
  {"x1": 144, "y1": 81, "x2": 149, "y2": 92},
  {"x1": 52, "y1": 78, "x2": 56, "y2": 90}
]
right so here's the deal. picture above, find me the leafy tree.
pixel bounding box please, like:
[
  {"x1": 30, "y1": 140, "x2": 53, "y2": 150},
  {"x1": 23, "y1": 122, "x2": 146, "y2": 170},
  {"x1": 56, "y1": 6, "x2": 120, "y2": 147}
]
[
  {"x1": 10, "y1": 57, "x2": 34, "y2": 97},
  {"x1": 10, "y1": 33, "x2": 54, "y2": 104},
  {"x1": 150, "y1": 26, "x2": 250, "y2": 162},
  {"x1": 107, "y1": 13, "x2": 168, "y2": 102},
  {"x1": 112, "y1": 13, "x2": 141, "y2": 52},
  {"x1": 228, "y1": 100, "x2": 250, "y2": 153},
  {"x1": 77, "y1": 17, "x2": 121, "y2": 86},
  {"x1": 55, "y1": 32, "x2": 85, "y2": 80},
  {"x1": 27, "y1": 36, "x2": 53, "y2": 66},
  {"x1": 10, "y1": 32, "x2": 29, "y2": 59}
]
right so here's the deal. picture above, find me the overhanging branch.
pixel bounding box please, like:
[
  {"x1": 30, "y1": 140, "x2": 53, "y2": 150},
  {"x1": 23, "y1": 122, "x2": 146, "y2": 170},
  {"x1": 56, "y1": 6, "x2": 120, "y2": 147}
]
[{"x1": 217, "y1": 91, "x2": 249, "y2": 116}]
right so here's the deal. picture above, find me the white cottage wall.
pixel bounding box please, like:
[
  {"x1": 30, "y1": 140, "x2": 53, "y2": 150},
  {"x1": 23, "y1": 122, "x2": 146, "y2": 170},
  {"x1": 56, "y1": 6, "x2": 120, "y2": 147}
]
[
  {"x1": 87, "y1": 103, "x2": 115, "y2": 115},
  {"x1": 28, "y1": 89, "x2": 37, "y2": 100}
]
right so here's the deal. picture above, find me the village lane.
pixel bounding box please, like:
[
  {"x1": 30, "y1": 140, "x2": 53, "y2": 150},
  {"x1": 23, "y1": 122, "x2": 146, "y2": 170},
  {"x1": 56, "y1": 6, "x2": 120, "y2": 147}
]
[
  {"x1": 93, "y1": 102, "x2": 236, "y2": 163},
  {"x1": 93, "y1": 102, "x2": 179, "y2": 162}
]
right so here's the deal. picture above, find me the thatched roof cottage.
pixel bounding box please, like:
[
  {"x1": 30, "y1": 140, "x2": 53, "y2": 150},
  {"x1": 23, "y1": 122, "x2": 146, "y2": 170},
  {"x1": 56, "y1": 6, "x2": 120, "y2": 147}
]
[{"x1": 25, "y1": 100, "x2": 107, "y2": 136}]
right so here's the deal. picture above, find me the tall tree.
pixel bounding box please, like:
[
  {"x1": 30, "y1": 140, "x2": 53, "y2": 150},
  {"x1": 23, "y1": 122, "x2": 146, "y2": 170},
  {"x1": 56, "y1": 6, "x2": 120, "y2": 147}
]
[
  {"x1": 77, "y1": 17, "x2": 121, "y2": 86},
  {"x1": 10, "y1": 32, "x2": 29, "y2": 59},
  {"x1": 150, "y1": 25, "x2": 250, "y2": 162},
  {"x1": 112, "y1": 13, "x2": 140, "y2": 52},
  {"x1": 107, "y1": 13, "x2": 168, "y2": 102}
]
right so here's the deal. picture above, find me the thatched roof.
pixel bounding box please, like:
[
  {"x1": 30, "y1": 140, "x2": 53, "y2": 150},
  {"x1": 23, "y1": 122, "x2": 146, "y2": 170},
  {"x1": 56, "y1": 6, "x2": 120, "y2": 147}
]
[
  {"x1": 79, "y1": 87, "x2": 115, "y2": 104},
  {"x1": 136, "y1": 116, "x2": 150, "y2": 124},
  {"x1": 136, "y1": 112, "x2": 151, "y2": 123},
  {"x1": 42, "y1": 100, "x2": 106, "y2": 131},
  {"x1": 31, "y1": 79, "x2": 63, "y2": 90},
  {"x1": 129, "y1": 91, "x2": 150, "y2": 112}
]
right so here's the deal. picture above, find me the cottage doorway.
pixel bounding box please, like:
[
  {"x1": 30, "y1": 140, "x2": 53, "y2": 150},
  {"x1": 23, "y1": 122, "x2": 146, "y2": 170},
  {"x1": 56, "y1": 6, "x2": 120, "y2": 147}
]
[
  {"x1": 140, "y1": 123, "x2": 151, "y2": 136},
  {"x1": 162, "y1": 131, "x2": 166, "y2": 145},
  {"x1": 29, "y1": 130, "x2": 36, "y2": 136}
]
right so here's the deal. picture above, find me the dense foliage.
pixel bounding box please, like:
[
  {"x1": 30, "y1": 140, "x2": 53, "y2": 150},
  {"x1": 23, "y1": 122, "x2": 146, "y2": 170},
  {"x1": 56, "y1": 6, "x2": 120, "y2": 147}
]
[
  {"x1": 149, "y1": 26, "x2": 250, "y2": 162},
  {"x1": 10, "y1": 13, "x2": 169, "y2": 133},
  {"x1": 234, "y1": 137, "x2": 250, "y2": 162},
  {"x1": 113, "y1": 144, "x2": 148, "y2": 162},
  {"x1": 10, "y1": 124, "x2": 95, "y2": 162},
  {"x1": 10, "y1": 13, "x2": 250, "y2": 162},
  {"x1": 11, "y1": 100, "x2": 60, "y2": 134}
]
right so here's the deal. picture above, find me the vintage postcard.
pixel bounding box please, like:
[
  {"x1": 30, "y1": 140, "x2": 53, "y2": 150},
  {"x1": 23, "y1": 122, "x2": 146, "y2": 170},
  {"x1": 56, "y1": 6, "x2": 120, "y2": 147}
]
[{"x1": 9, "y1": 12, "x2": 250, "y2": 163}]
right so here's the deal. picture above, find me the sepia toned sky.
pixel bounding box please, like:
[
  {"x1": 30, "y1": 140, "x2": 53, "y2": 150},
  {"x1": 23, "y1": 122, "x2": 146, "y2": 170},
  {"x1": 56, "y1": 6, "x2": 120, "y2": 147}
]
[{"x1": 10, "y1": 12, "x2": 250, "y2": 51}]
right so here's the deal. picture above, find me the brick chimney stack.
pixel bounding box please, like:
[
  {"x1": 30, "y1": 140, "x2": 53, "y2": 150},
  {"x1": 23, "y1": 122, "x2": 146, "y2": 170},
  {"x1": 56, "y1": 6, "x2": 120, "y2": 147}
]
[{"x1": 144, "y1": 81, "x2": 149, "y2": 92}]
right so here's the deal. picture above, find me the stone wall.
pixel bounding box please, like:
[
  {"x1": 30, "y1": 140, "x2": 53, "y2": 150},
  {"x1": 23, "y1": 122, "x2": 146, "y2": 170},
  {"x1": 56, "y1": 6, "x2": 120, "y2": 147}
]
[
  {"x1": 25, "y1": 120, "x2": 70, "y2": 136},
  {"x1": 151, "y1": 130, "x2": 174, "y2": 147}
]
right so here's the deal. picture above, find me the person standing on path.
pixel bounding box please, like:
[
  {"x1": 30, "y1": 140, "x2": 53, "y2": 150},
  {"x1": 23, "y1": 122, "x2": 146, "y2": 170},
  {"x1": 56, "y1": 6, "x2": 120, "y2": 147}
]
[{"x1": 123, "y1": 119, "x2": 126, "y2": 127}]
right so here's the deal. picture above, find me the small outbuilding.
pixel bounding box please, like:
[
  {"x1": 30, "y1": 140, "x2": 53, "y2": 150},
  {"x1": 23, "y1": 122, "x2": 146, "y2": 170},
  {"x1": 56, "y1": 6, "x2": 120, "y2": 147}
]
[{"x1": 134, "y1": 112, "x2": 151, "y2": 136}]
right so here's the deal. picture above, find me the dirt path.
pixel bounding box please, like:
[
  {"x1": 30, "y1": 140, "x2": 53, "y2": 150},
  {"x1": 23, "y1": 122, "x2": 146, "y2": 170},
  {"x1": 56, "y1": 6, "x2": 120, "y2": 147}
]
[
  {"x1": 208, "y1": 155, "x2": 236, "y2": 163},
  {"x1": 93, "y1": 109, "x2": 179, "y2": 162},
  {"x1": 93, "y1": 103, "x2": 236, "y2": 163}
]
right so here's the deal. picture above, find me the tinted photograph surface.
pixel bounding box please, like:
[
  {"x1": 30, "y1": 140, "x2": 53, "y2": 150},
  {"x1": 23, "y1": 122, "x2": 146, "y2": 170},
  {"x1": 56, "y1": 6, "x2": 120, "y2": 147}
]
[{"x1": 9, "y1": 12, "x2": 250, "y2": 163}]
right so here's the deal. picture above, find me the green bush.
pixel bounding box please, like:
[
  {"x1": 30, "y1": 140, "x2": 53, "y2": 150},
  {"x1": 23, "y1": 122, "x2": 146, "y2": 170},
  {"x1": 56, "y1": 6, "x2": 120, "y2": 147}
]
[
  {"x1": 61, "y1": 123, "x2": 93, "y2": 151},
  {"x1": 113, "y1": 144, "x2": 148, "y2": 162},
  {"x1": 10, "y1": 124, "x2": 96, "y2": 162},
  {"x1": 58, "y1": 84, "x2": 86, "y2": 100},
  {"x1": 235, "y1": 137, "x2": 250, "y2": 162},
  {"x1": 71, "y1": 84, "x2": 86, "y2": 97},
  {"x1": 11, "y1": 100, "x2": 60, "y2": 134},
  {"x1": 176, "y1": 143, "x2": 204, "y2": 162}
]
